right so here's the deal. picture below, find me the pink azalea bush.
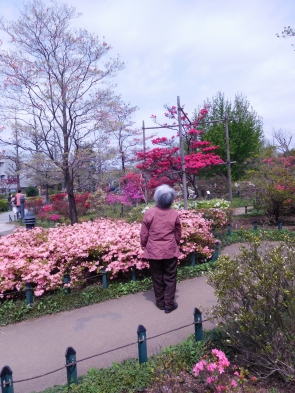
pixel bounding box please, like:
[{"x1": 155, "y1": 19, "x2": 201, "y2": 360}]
[
  {"x1": 0, "y1": 211, "x2": 215, "y2": 297},
  {"x1": 193, "y1": 349, "x2": 257, "y2": 392},
  {"x1": 106, "y1": 193, "x2": 131, "y2": 206},
  {"x1": 198, "y1": 208, "x2": 229, "y2": 230}
]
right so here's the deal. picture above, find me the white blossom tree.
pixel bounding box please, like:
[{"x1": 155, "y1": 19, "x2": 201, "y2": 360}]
[{"x1": 0, "y1": 0, "x2": 124, "y2": 223}]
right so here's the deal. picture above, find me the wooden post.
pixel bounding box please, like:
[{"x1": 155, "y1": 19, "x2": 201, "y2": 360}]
[
  {"x1": 190, "y1": 253, "x2": 195, "y2": 267},
  {"x1": 253, "y1": 221, "x2": 258, "y2": 230},
  {"x1": 102, "y1": 267, "x2": 108, "y2": 289},
  {"x1": 142, "y1": 121, "x2": 148, "y2": 205},
  {"x1": 177, "y1": 96, "x2": 188, "y2": 210},
  {"x1": 224, "y1": 113, "x2": 233, "y2": 203},
  {"x1": 211, "y1": 241, "x2": 219, "y2": 262},
  {"x1": 137, "y1": 325, "x2": 147, "y2": 364},
  {"x1": 63, "y1": 274, "x2": 71, "y2": 294},
  {"x1": 65, "y1": 347, "x2": 78, "y2": 386},
  {"x1": 0, "y1": 366, "x2": 14, "y2": 393},
  {"x1": 132, "y1": 266, "x2": 136, "y2": 281},
  {"x1": 245, "y1": 206, "x2": 248, "y2": 214},
  {"x1": 227, "y1": 223, "x2": 231, "y2": 236},
  {"x1": 278, "y1": 222, "x2": 282, "y2": 230},
  {"x1": 194, "y1": 308, "x2": 203, "y2": 342},
  {"x1": 25, "y1": 282, "x2": 33, "y2": 306}
]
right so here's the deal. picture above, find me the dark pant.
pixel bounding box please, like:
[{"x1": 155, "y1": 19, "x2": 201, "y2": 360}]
[{"x1": 149, "y1": 258, "x2": 178, "y2": 310}]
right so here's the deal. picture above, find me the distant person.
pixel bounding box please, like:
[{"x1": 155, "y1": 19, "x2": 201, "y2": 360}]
[
  {"x1": 15, "y1": 189, "x2": 25, "y2": 218},
  {"x1": 7, "y1": 193, "x2": 12, "y2": 211},
  {"x1": 11, "y1": 194, "x2": 18, "y2": 215},
  {"x1": 140, "y1": 184, "x2": 182, "y2": 314}
]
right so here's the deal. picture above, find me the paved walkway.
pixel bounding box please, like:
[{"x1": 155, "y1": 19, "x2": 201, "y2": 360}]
[
  {"x1": 0, "y1": 212, "x2": 272, "y2": 393},
  {"x1": 0, "y1": 211, "x2": 16, "y2": 236},
  {"x1": 0, "y1": 276, "x2": 217, "y2": 393},
  {"x1": 0, "y1": 242, "x2": 250, "y2": 393},
  {"x1": 232, "y1": 206, "x2": 253, "y2": 215}
]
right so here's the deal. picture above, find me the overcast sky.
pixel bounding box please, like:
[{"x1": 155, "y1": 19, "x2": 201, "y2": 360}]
[{"x1": 1, "y1": 0, "x2": 295, "y2": 144}]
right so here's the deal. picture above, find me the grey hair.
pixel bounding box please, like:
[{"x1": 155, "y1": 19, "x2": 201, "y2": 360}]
[{"x1": 154, "y1": 184, "x2": 175, "y2": 208}]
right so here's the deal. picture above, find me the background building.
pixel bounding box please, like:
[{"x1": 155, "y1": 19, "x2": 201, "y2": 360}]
[{"x1": 0, "y1": 156, "x2": 30, "y2": 194}]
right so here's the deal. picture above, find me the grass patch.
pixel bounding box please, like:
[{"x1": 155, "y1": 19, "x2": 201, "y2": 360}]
[
  {"x1": 215, "y1": 228, "x2": 295, "y2": 248},
  {"x1": 230, "y1": 197, "x2": 254, "y2": 208},
  {"x1": 235, "y1": 209, "x2": 264, "y2": 217}
]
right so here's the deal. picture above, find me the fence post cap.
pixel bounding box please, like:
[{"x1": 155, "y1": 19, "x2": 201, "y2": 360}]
[
  {"x1": 25, "y1": 211, "x2": 35, "y2": 218},
  {"x1": 194, "y1": 307, "x2": 201, "y2": 315},
  {"x1": 65, "y1": 346, "x2": 76, "y2": 357},
  {"x1": 0, "y1": 365, "x2": 13, "y2": 377},
  {"x1": 137, "y1": 324, "x2": 146, "y2": 334}
]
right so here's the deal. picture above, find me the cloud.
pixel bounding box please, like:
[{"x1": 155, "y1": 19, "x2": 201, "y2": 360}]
[{"x1": 0, "y1": 0, "x2": 294, "y2": 143}]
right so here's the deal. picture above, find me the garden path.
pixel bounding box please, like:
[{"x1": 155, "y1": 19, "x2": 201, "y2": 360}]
[
  {"x1": 0, "y1": 213, "x2": 274, "y2": 393},
  {"x1": 0, "y1": 211, "x2": 16, "y2": 236},
  {"x1": 0, "y1": 275, "x2": 217, "y2": 393},
  {"x1": 0, "y1": 242, "x2": 276, "y2": 393}
]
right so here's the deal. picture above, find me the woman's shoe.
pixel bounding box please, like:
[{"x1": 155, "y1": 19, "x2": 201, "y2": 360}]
[{"x1": 165, "y1": 302, "x2": 178, "y2": 314}]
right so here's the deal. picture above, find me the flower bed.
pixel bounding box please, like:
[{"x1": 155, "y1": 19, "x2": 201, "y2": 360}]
[{"x1": 0, "y1": 211, "x2": 215, "y2": 297}]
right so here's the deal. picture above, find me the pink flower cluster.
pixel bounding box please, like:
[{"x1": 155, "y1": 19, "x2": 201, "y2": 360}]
[
  {"x1": 178, "y1": 210, "x2": 215, "y2": 258},
  {"x1": 193, "y1": 349, "x2": 230, "y2": 378},
  {"x1": 198, "y1": 208, "x2": 228, "y2": 230},
  {"x1": 0, "y1": 211, "x2": 215, "y2": 297},
  {"x1": 193, "y1": 349, "x2": 256, "y2": 392},
  {"x1": 194, "y1": 350, "x2": 232, "y2": 392}
]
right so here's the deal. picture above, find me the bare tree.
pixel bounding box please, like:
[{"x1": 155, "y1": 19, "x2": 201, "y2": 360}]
[
  {"x1": 272, "y1": 128, "x2": 294, "y2": 156},
  {"x1": 106, "y1": 102, "x2": 142, "y2": 172},
  {"x1": 72, "y1": 132, "x2": 116, "y2": 192},
  {"x1": 0, "y1": 0, "x2": 124, "y2": 223}
]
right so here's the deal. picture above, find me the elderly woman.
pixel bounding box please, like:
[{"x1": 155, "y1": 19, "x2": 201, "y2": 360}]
[{"x1": 140, "y1": 184, "x2": 181, "y2": 313}]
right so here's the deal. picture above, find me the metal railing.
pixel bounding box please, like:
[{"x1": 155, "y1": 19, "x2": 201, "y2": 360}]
[{"x1": 0, "y1": 308, "x2": 211, "y2": 393}]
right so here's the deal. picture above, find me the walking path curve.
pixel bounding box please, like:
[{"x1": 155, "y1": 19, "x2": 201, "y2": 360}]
[
  {"x1": 0, "y1": 211, "x2": 16, "y2": 236},
  {"x1": 0, "y1": 212, "x2": 278, "y2": 393},
  {"x1": 0, "y1": 242, "x2": 268, "y2": 393}
]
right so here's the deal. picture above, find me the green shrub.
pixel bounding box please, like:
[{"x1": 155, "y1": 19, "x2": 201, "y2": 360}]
[
  {"x1": 26, "y1": 185, "x2": 39, "y2": 197},
  {"x1": 231, "y1": 196, "x2": 254, "y2": 208},
  {"x1": 0, "y1": 199, "x2": 8, "y2": 211},
  {"x1": 208, "y1": 232, "x2": 295, "y2": 381},
  {"x1": 125, "y1": 204, "x2": 146, "y2": 223},
  {"x1": 127, "y1": 198, "x2": 231, "y2": 225}
]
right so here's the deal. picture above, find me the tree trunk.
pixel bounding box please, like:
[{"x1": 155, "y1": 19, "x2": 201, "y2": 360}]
[
  {"x1": 62, "y1": 90, "x2": 78, "y2": 225},
  {"x1": 68, "y1": 188, "x2": 78, "y2": 224},
  {"x1": 65, "y1": 168, "x2": 78, "y2": 224}
]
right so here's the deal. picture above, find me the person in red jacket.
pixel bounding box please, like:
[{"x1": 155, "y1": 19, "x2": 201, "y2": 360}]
[{"x1": 140, "y1": 184, "x2": 181, "y2": 314}]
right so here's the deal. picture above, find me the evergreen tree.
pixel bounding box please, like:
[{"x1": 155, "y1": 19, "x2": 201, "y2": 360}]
[{"x1": 196, "y1": 92, "x2": 263, "y2": 180}]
